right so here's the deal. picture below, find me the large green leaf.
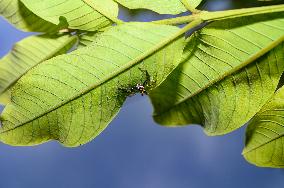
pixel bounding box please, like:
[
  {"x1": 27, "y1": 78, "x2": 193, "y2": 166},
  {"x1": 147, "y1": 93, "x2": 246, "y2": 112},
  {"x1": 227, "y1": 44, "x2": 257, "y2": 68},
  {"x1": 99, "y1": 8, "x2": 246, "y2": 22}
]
[
  {"x1": 77, "y1": 26, "x2": 112, "y2": 49},
  {"x1": 0, "y1": 23, "x2": 184, "y2": 147},
  {"x1": 0, "y1": 34, "x2": 77, "y2": 97},
  {"x1": 243, "y1": 77, "x2": 284, "y2": 168},
  {"x1": 115, "y1": 0, "x2": 203, "y2": 14},
  {"x1": 114, "y1": 0, "x2": 186, "y2": 14},
  {"x1": 150, "y1": 14, "x2": 284, "y2": 135},
  {"x1": 20, "y1": 0, "x2": 119, "y2": 31},
  {"x1": 0, "y1": 0, "x2": 59, "y2": 32}
]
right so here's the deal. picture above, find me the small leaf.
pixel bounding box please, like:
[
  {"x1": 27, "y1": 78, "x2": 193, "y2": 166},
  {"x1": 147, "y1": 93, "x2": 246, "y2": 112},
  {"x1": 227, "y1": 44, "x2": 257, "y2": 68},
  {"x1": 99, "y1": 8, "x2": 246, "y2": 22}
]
[
  {"x1": 20, "y1": 0, "x2": 119, "y2": 31},
  {"x1": 243, "y1": 80, "x2": 284, "y2": 168},
  {"x1": 0, "y1": 91, "x2": 11, "y2": 105},
  {"x1": 0, "y1": 0, "x2": 60, "y2": 32},
  {"x1": 181, "y1": 0, "x2": 203, "y2": 10},
  {"x1": 0, "y1": 34, "x2": 77, "y2": 95},
  {"x1": 0, "y1": 23, "x2": 184, "y2": 147},
  {"x1": 150, "y1": 14, "x2": 284, "y2": 135},
  {"x1": 115, "y1": 0, "x2": 187, "y2": 14}
]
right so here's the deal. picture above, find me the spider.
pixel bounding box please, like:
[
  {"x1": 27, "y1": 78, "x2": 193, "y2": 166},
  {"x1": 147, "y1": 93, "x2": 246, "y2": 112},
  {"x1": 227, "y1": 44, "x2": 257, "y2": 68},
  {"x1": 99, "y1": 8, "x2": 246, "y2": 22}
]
[{"x1": 119, "y1": 68, "x2": 154, "y2": 96}]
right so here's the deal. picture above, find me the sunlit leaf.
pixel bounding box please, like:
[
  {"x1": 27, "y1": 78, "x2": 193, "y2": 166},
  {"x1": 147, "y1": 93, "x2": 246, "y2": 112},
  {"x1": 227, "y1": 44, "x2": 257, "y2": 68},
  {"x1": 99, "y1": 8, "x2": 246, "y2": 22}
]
[
  {"x1": 150, "y1": 14, "x2": 284, "y2": 135},
  {"x1": 181, "y1": 0, "x2": 203, "y2": 10},
  {"x1": 77, "y1": 26, "x2": 112, "y2": 49},
  {"x1": 0, "y1": 23, "x2": 184, "y2": 147},
  {"x1": 0, "y1": 0, "x2": 59, "y2": 32},
  {"x1": 115, "y1": 0, "x2": 187, "y2": 14},
  {"x1": 0, "y1": 90, "x2": 11, "y2": 105},
  {"x1": 0, "y1": 34, "x2": 77, "y2": 96},
  {"x1": 20, "y1": 0, "x2": 119, "y2": 31},
  {"x1": 243, "y1": 77, "x2": 284, "y2": 168}
]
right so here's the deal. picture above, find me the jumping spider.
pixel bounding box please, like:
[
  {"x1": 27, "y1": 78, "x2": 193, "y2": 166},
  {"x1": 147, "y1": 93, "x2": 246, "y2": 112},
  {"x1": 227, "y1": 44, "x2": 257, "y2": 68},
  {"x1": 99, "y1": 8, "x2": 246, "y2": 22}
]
[{"x1": 119, "y1": 68, "x2": 155, "y2": 97}]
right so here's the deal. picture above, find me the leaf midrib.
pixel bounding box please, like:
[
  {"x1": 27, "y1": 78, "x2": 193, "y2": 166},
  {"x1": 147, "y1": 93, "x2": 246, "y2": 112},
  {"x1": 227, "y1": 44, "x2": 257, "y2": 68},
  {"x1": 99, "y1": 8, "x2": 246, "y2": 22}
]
[
  {"x1": 153, "y1": 35, "x2": 284, "y2": 117},
  {"x1": 0, "y1": 21, "x2": 202, "y2": 133}
]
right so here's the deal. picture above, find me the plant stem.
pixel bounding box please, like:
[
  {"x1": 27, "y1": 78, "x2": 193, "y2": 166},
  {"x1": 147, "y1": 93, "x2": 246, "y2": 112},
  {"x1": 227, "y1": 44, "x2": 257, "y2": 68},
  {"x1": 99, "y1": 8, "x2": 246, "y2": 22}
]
[
  {"x1": 180, "y1": 0, "x2": 199, "y2": 13},
  {"x1": 152, "y1": 15, "x2": 197, "y2": 25},
  {"x1": 152, "y1": 4, "x2": 284, "y2": 25},
  {"x1": 200, "y1": 4, "x2": 284, "y2": 21}
]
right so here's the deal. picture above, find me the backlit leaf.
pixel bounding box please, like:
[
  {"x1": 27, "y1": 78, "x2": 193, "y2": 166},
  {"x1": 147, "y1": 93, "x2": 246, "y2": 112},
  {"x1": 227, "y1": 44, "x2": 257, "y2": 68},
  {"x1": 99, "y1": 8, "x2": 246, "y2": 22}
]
[
  {"x1": 115, "y1": 0, "x2": 187, "y2": 14},
  {"x1": 243, "y1": 79, "x2": 284, "y2": 168},
  {"x1": 150, "y1": 14, "x2": 284, "y2": 135},
  {"x1": 0, "y1": 0, "x2": 59, "y2": 32},
  {"x1": 0, "y1": 34, "x2": 77, "y2": 96},
  {"x1": 20, "y1": 0, "x2": 119, "y2": 31},
  {"x1": 0, "y1": 23, "x2": 184, "y2": 147}
]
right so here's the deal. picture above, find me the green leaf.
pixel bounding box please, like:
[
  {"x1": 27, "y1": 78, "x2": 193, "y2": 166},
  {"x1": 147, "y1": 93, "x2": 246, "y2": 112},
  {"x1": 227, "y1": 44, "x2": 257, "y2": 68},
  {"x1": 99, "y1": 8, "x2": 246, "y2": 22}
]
[
  {"x1": 188, "y1": 0, "x2": 203, "y2": 8},
  {"x1": 0, "y1": 34, "x2": 77, "y2": 96},
  {"x1": 0, "y1": 0, "x2": 60, "y2": 32},
  {"x1": 243, "y1": 74, "x2": 284, "y2": 168},
  {"x1": 0, "y1": 23, "x2": 185, "y2": 147},
  {"x1": 20, "y1": 0, "x2": 120, "y2": 31},
  {"x1": 181, "y1": 0, "x2": 203, "y2": 10},
  {"x1": 0, "y1": 91, "x2": 11, "y2": 105},
  {"x1": 150, "y1": 14, "x2": 284, "y2": 135},
  {"x1": 77, "y1": 26, "x2": 112, "y2": 49},
  {"x1": 114, "y1": 0, "x2": 187, "y2": 14}
]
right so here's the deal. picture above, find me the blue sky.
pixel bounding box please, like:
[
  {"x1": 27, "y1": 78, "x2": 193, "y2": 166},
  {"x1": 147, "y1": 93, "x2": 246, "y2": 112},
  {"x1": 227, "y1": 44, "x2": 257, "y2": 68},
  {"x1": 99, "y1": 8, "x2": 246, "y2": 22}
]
[{"x1": 0, "y1": 1, "x2": 284, "y2": 188}]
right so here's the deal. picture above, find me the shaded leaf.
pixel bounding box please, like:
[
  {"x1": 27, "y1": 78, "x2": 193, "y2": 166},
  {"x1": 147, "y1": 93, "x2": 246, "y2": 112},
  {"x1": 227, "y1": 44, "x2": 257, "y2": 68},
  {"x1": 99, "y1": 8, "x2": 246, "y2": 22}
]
[
  {"x1": 0, "y1": 0, "x2": 59, "y2": 32},
  {"x1": 115, "y1": 0, "x2": 187, "y2": 14},
  {"x1": 77, "y1": 26, "x2": 112, "y2": 49},
  {"x1": 0, "y1": 34, "x2": 77, "y2": 96},
  {"x1": 243, "y1": 77, "x2": 284, "y2": 168},
  {"x1": 0, "y1": 23, "x2": 184, "y2": 147},
  {"x1": 150, "y1": 14, "x2": 284, "y2": 135},
  {"x1": 20, "y1": 0, "x2": 119, "y2": 31},
  {"x1": 78, "y1": 32, "x2": 101, "y2": 48}
]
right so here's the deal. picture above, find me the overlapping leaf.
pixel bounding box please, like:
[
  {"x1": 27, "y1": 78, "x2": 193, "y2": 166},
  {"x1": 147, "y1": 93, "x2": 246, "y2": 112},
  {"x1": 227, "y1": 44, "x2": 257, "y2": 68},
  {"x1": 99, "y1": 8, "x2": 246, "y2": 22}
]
[
  {"x1": 115, "y1": 0, "x2": 204, "y2": 14},
  {"x1": 0, "y1": 91, "x2": 10, "y2": 105},
  {"x1": 181, "y1": 0, "x2": 203, "y2": 10},
  {"x1": 20, "y1": 0, "x2": 119, "y2": 31},
  {"x1": 115, "y1": 0, "x2": 186, "y2": 14},
  {"x1": 0, "y1": 0, "x2": 59, "y2": 32},
  {"x1": 243, "y1": 76, "x2": 284, "y2": 168},
  {"x1": 0, "y1": 23, "x2": 184, "y2": 147},
  {"x1": 77, "y1": 26, "x2": 112, "y2": 49},
  {"x1": 0, "y1": 34, "x2": 77, "y2": 98},
  {"x1": 150, "y1": 13, "x2": 284, "y2": 135}
]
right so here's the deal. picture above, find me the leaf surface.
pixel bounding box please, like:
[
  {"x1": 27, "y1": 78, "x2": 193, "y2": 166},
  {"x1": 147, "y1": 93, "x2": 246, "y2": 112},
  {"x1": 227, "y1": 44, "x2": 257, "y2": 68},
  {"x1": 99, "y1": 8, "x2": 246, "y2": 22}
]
[
  {"x1": 115, "y1": 0, "x2": 187, "y2": 14},
  {"x1": 0, "y1": 0, "x2": 59, "y2": 32},
  {"x1": 181, "y1": 0, "x2": 203, "y2": 10},
  {"x1": 20, "y1": 0, "x2": 119, "y2": 31},
  {"x1": 150, "y1": 14, "x2": 284, "y2": 135},
  {"x1": 0, "y1": 34, "x2": 77, "y2": 96},
  {"x1": 0, "y1": 23, "x2": 184, "y2": 147},
  {"x1": 243, "y1": 80, "x2": 284, "y2": 168},
  {"x1": 0, "y1": 91, "x2": 10, "y2": 105}
]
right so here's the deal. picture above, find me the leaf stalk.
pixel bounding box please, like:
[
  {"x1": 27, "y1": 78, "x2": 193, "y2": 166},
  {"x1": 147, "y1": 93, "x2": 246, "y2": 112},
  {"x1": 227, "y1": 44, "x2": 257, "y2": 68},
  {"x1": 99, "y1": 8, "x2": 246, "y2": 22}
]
[{"x1": 152, "y1": 4, "x2": 284, "y2": 25}]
